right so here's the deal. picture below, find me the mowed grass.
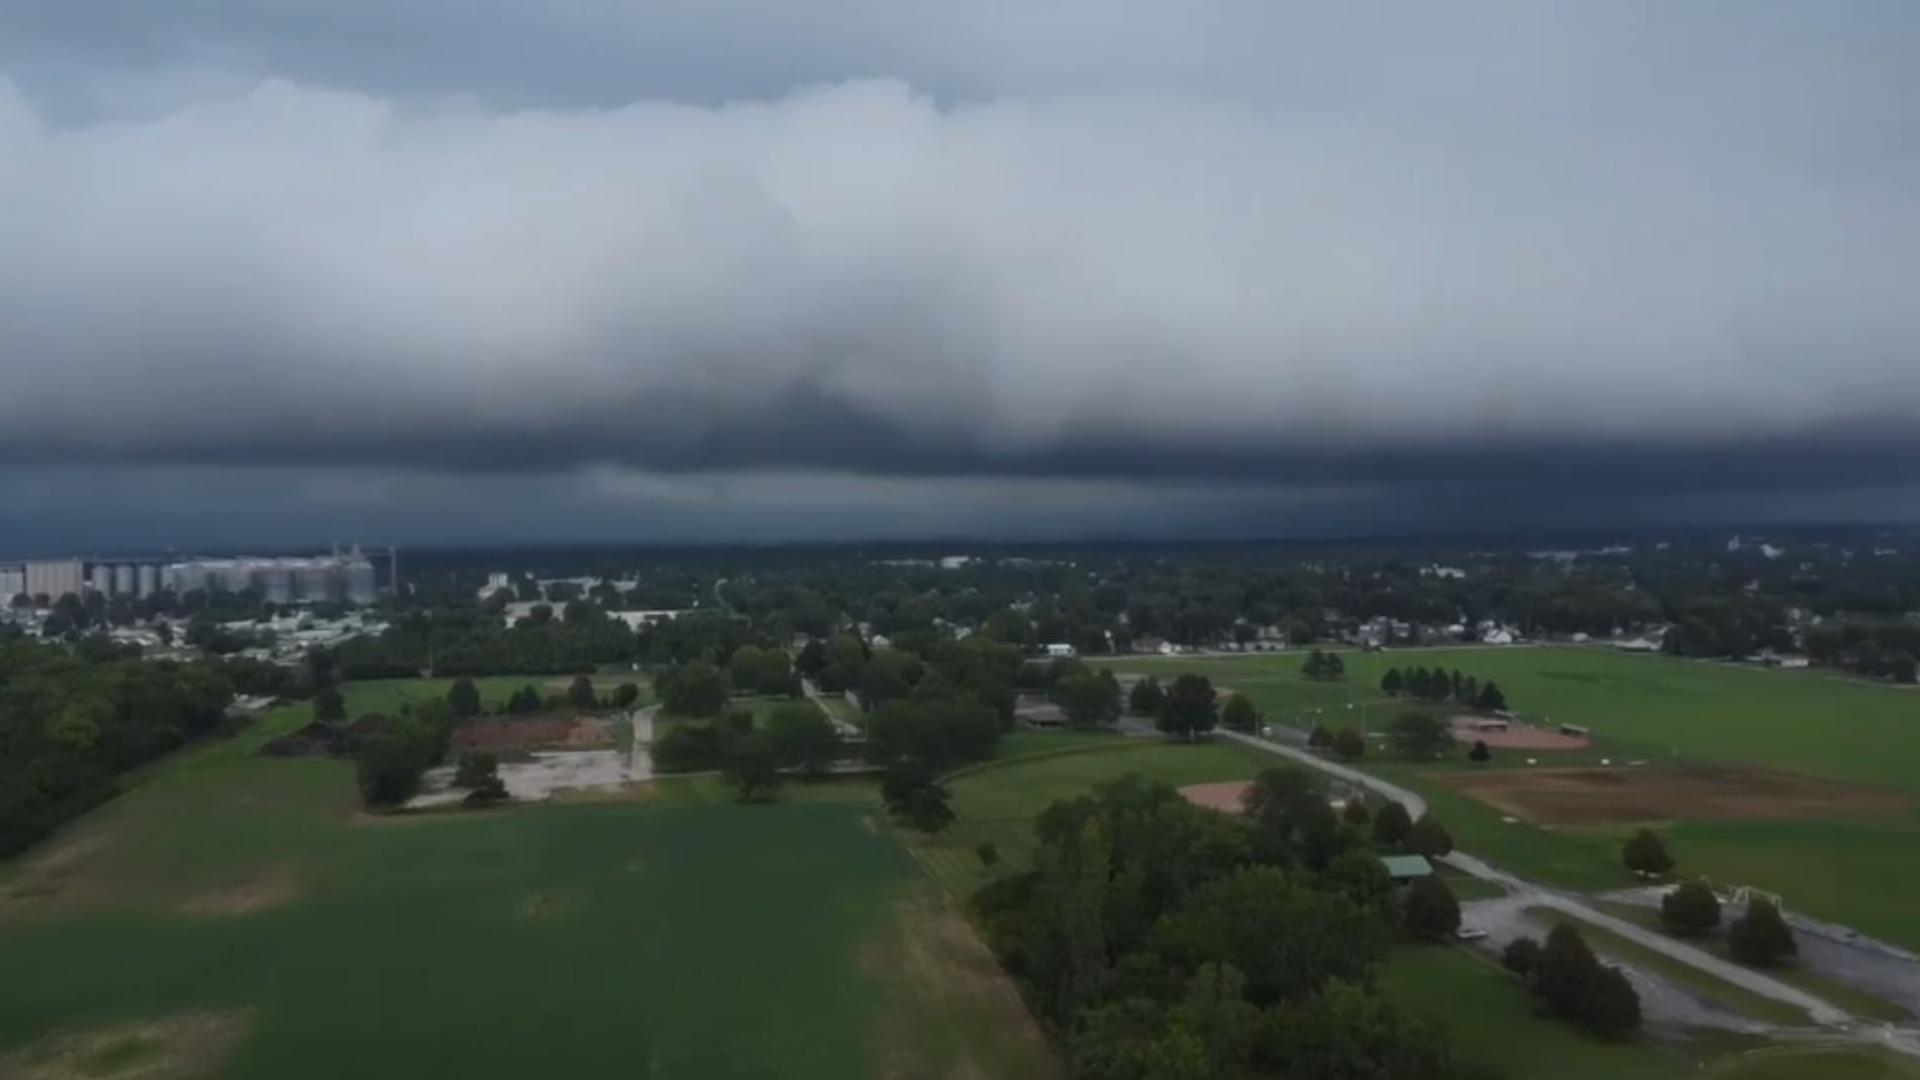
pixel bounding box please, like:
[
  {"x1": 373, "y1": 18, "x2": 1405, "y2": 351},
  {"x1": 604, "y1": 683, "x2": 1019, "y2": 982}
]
[
  {"x1": 0, "y1": 682, "x2": 1054, "y2": 1080},
  {"x1": 1123, "y1": 648, "x2": 1920, "y2": 947}
]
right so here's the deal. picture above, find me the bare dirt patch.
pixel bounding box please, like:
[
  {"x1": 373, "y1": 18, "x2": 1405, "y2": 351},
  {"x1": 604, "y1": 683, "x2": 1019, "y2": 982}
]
[
  {"x1": 452, "y1": 716, "x2": 613, "y2": 752},
  {"x1": 179, "y1": 865, "x2": 302, "y2": 917},
  {"x1": 1449, "y1": 716, "x2": 1591, "y2": 750},
  {"x1": 0, "y1": 1009, "x2": 249, "y2": 1080},
  {"x1": 862, "y1": 891, "x2": 1059, "y2": 1080},
  {"x1": 0, "y1": 831, "x2": 110, "y2": 911},
  {"x1": 1179, "y1": 781, "x2": 1251, "y2": 815},
  {"x1": 1435, "y1": 765, "x2": 1910, "y2": 825}
]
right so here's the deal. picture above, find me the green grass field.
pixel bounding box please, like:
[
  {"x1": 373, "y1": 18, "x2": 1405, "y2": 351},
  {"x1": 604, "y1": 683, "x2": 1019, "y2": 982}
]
[
  {"x1": 1122, "y1": 647, "x2": 1920, "y2": 947},
  {"x1": 0, "y1": 680, "x2": 1051, "y2": 1080}
]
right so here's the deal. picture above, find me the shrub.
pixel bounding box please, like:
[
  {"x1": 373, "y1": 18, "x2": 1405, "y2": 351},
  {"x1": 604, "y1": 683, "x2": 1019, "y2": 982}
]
[{"x1": 1660, "y1": 879, "x2": 1722, "y2": 938}]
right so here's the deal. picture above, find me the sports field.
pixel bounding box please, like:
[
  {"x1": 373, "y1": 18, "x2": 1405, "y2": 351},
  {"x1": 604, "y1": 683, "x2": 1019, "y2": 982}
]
[
  {"x1": 1122, "y1": 648, "x2": 1920, "y2": 947},
  {"x1": 0, "y1": 680, "x2": 1051, "y2": 1080}
]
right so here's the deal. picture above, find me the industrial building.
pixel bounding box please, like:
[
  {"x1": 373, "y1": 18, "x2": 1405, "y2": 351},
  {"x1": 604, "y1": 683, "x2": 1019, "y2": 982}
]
[
  {"x1": 24, "y1": 560, "x2": 85, "y2": 601},
  {"x1": 1, "y1": 546, "x2": 386, "y2": 607},
  {"x1": 161, "y1": 548, "x2": 381, "y2": 605}
]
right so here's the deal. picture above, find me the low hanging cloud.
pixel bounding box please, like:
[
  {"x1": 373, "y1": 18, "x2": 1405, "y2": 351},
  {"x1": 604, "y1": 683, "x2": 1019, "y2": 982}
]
[{"x1": 0, "y1": 61, "x2": 1916, "y2": 492}]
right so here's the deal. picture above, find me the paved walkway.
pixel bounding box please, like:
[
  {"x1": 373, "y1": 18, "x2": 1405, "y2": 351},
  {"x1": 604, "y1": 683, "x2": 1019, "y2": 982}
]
[
  {"x1": 1216, "y1": 728, "x2": 1920, "y2": 1052},
  {"x1": 627, "y1": 706, "x2": 656, "y2": 780}
]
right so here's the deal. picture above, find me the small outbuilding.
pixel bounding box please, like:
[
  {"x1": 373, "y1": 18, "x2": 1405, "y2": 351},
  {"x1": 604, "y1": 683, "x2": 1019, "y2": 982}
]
[{"x1": 1380, "y1": 854, "x2": 1434, "y2": 883}]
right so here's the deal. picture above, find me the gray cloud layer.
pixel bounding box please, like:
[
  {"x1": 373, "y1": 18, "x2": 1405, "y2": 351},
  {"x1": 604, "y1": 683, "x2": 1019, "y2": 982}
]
[{"x1": 0, "y1": 2, "x2": 1917, "y2": 542}]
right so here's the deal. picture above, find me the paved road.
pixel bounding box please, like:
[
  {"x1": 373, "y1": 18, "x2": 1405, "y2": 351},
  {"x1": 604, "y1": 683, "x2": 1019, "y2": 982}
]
[
  {"x1": 627, "y1": 705, "x2": 657, "y2": 780},
  {"x1": 1216, "y1": 728, "x2": 1916, "y2": 1049}
]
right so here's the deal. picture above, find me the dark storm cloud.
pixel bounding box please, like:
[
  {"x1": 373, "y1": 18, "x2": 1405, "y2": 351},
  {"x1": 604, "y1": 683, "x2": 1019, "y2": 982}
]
[{"x1": 0, "y1": 2, "x2": 1917, "y2": 541}]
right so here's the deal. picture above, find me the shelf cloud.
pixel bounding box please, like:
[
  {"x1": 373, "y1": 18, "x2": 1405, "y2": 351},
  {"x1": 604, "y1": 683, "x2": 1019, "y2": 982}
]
[{"x1": 0, "y1": 2, "x2": 1915, "y2": 542}]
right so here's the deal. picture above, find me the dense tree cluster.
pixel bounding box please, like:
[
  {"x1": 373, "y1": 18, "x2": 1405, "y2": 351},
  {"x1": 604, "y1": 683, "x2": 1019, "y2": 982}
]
[
  {"x1": 354, "y1": 700, "x2": 455, "y2": 807},
  {"x1": 1502, "y1": 924, "x2": 1642, "y2": 1037},
  {"x1": 0, "y1": 639, "x2": 235, "y2": 855},
  {"x1": 1380, "y1": 666, "x2": 1507, "y2": 712},
  {"x1": 976, "y1": 775, "x2": 1483, "y2": 1079}
]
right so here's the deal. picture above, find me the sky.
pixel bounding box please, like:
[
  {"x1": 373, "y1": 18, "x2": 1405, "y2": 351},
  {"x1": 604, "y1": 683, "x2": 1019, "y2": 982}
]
[{"x1": 1, "y1": 2, "x2": 1916, "y2": 551}]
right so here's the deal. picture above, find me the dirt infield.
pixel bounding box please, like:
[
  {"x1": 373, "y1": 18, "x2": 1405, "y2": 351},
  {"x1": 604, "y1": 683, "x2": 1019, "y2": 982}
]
[
  {"x1": 1179, "y1": 781, "x2": 1251, "y2": 814},
  {"x1": 1450, "y1": 716, "x2": 1591, "y2": 750},
  {"x1": 1435, "y1": 764, "x2": 1910, "y2": 825}
]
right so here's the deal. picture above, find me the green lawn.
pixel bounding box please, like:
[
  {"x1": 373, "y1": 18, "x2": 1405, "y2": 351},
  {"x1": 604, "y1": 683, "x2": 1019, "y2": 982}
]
[
  {"x1": 1123, "y1": 648, "x2": 1920, "y2": 947},
  {"x1": 0, "y1": 688, "x2": 1052, "y2": 1080}
]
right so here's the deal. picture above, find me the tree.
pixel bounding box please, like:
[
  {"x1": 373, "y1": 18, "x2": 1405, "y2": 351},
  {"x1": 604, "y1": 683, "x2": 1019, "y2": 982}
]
[
  {"x1": 902, "y1": 784, "x2": 955, "y2": 833},
  {"x1": 1128, "y1": 675, "x2": 1166, "y2": 716},
  {"x1": 506, "y1": 685, "x2": 542, "y2": 714},
  {"x1": 1221, "y1": 693, "x2": 1257, "y2": 733},
  {"x1": 1406, "y1": 815, "x2": 1454, "y2": 858},
  {"x1": 1156, "y1": 674, "x2": 1217, "y2": 741},
  {"x1": 453, "y1": 751, "x2": 499, "y2": 789},
  {"x1": 1372, "y1": 802, "x2": 1413, "y2": 848},
  {"x1": 1056, "y1": 673, "x2": 1121, "y2": 727},
  {"x1": 567, "y1": 675, "x2": 598, "y2": 710},
  {"x1": 1622, "y1": 828, "x2": 1675, "y2": 878},
  {"x1": 1308, "y1": 724, "x2": 1333, "y2": 749},
  {"x1": 1661, "y1": 879, "x2": 1722, "y2": 938},
  {"x1": 1531, "y1": 923, "x2": 1641, "y2": 1037},
  {"x1": 611, "y1": 682, "x2": 641, "y2": 710},
  {"x1": 720, "y1": 732, "x2": 781, "y2": 802},
  {"x1": 660, "y1": 659, "x2": 728, "y2": 716},
  {"x1": 766, "y1": 702, "x2": 842, "y2": 777},
  {"x1": 445, "y1": 678, "x2": 482, "y2": 719},
  {"x1": 1380, "y1": 668, "x2": 1403, "y2": 695},
  {"x1": 1387, "y1": 712, "x2": 1451, "y2": 760},
  {"x1": 1887, "y1": 650, "x2": 1918, "y2": 684},
  {"x1": 1332, "y1": 727, "x2": 1365, "y2": 760},
  {"x1": 1728, "y1": 898, "x2": 1796, "y2": 967},
  {"x1": 977, "y1": 841, "x2": 1000, "y2": 867},
  {"x1": 1403, "y1": 875, "x2": 1461, "y2": 942},
  {"x1": 1475, "y1": 681, "x2": 1507, "y2": 712},
  {"x1": 1502, "y1": 936, "x2": 1541, "y2": 977},
  {"x1": 1467, "y1": 739, "x2": 1491, "y2": 764},
  {"x1": 1342, "y1": 799, "x2": 1371, "y2": 826},
  {"x1": 315, "y1": 686, "x2": 346, "y2": 722}
]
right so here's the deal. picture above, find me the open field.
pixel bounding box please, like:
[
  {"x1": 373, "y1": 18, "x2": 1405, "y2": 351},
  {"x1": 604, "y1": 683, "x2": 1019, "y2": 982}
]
[
  {"x1": 1436, "y1": 764, "x2": 1909, "y2": 826},
  {"x1": 1122, "y1": 648, "x2": 1920, "y2": 948},
  {"x1": 0, "y1": 685, "x2": 1054, "y2": 1080}
]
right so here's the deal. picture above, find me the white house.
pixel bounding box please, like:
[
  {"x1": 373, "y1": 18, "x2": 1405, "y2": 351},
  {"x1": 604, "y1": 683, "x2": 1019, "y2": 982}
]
[{"x1": 1043, "y1": 642, "x2": 1076, "y2": 658}]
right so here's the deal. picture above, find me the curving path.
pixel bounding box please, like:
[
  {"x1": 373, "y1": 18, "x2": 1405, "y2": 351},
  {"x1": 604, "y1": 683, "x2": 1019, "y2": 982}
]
[{"x1": 1216, "y1": 729, "x2": 1920, "y2": 1050}]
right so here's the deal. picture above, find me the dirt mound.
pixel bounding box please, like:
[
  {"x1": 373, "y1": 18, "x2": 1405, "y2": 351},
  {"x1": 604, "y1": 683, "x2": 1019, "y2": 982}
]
[
  {"x1": 1179, "y1": 781, "x2": 1251, "y2": 814},
  {"x1": 1436, "y1": 764, "x2": 1911, "y2": 825}
]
